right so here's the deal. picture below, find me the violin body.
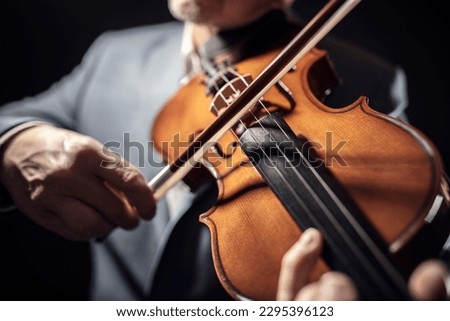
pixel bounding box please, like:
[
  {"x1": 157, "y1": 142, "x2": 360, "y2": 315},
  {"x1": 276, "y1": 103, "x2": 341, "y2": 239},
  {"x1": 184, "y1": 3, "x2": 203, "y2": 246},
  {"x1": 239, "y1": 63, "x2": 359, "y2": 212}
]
[{"x1": 152, "y1": 45, "x2": 450, "y2": 300}]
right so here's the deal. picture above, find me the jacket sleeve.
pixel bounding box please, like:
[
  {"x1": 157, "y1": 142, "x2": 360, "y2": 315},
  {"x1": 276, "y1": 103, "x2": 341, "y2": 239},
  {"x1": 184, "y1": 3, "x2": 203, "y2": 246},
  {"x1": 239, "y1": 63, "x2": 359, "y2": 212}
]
[
  {"x1": 0, "y1": 33, "x2": 112, "y2": 134},
  {"x1": 0, "y1": 32, "x2": 111, "y2": 215}
]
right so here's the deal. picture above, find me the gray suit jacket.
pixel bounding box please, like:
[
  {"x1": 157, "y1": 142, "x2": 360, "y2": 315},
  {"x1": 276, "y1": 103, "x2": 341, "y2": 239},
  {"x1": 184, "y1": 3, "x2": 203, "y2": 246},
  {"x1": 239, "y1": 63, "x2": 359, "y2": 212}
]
[{"x1": 0, "y1": 20, "x2": 407, "y2": 300}]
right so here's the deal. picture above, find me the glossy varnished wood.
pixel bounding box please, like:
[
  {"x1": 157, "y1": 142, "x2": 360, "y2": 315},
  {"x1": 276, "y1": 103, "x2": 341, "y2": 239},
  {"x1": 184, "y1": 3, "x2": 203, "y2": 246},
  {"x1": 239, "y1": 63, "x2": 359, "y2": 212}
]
[{"x1": 152, "y1": 47, "x2": 443, "y2": 300}]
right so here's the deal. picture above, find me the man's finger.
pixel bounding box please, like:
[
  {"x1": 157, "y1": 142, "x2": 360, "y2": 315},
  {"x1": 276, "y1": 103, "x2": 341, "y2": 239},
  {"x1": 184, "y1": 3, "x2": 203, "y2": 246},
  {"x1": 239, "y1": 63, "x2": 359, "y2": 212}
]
[
  {"x1": 277, "y1": 228, "x2": 323, "y2": 300},
  {"x1": 67, "y1": 174, "x2": 140, "y2": 229},
  {"x1": 93, "y1": 157, "x2": 156, "y2": 220},
  {"x1": 51, "y1": 196, "x2": 115, "y2": 239},
  {"x1": 296, "y1": 272, "x2": 358, "y2": 300},
  {"x1": 409, "y1": 260, "x2": 449, "y2": 300}
]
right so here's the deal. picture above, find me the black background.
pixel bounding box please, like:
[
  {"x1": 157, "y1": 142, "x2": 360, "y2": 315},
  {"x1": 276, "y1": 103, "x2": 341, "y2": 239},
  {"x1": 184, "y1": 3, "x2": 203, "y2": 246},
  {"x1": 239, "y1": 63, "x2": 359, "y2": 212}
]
[{"x1": 1, "y1": 0, "x2": 449, "y2": 171}]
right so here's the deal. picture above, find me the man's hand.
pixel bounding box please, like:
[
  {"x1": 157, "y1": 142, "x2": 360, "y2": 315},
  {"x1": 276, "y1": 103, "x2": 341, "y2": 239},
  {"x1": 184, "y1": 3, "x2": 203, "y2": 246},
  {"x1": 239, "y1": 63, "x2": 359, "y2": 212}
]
[
  {"x1": 409, "y1": 259, "x2": 449, "y2": 300},
  {"x1": 277, "y1": 228, "x2": 358, "y2": 300},
  {"x1": 0, "y1": 125, "x2": 155, "y2": 240},
  {"x1": 277, "y1": 228, "x2": 449, "y2": 300}
]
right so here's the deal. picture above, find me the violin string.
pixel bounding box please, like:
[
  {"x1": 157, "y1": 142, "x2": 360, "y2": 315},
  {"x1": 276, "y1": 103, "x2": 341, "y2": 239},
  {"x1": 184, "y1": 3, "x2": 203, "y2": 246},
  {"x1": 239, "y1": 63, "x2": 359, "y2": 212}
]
[
  {"x1": 216, "y1": 68, "x2": 344, "y2": 226},
  {"x1": 215, "y1": 66, "x2": 405, "y2": 290},
  {"x1": 221, "y1": 70, "x2": 352, "y2": 234},
  {"x1": 212, "y1": 70, "x2": 250, "y2": 137},
  {"x1": 269, "y1": 116, "x2": 406, "y2": 290},
  {"x1": 216, "y1": 71, "x2": 398, "y2": 292},
  {"x1": 225, "y1": 70, "x2": 396, "y2": 283},
  {"x1": 227, "y1": 68, "x2": 272, "y2": 117},
  {"x1": 228, "y1": 67, "x2": 373, "y2": 239}
]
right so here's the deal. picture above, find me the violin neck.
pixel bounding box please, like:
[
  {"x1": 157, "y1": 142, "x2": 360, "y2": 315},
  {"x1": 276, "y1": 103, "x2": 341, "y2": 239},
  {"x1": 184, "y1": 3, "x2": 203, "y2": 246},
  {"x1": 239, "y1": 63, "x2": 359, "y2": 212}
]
[{"x1": 240, "y1": 112, "x2": 410, "y2": 300}]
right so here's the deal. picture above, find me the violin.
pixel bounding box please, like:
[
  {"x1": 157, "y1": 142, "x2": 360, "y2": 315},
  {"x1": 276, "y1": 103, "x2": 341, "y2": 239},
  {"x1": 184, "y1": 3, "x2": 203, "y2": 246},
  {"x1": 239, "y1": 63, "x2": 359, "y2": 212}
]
[{"x1": 150, "y1": 0, "x2": 450, "y2": 300}]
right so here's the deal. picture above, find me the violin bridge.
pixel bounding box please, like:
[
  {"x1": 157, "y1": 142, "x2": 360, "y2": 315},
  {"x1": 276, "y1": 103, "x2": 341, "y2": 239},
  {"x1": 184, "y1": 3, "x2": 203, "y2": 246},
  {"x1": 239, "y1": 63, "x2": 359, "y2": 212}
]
[{"x1": 209, "y1": 74, "x2": 258, "y2": 136}]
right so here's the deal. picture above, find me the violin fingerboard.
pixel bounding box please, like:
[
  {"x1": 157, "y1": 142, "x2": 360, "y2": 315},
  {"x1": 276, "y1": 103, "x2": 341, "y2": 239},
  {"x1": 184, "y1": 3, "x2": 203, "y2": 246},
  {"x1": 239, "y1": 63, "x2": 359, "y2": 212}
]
[{"x1": 240, "y1": 112, "x2": 410, "y2": 300}]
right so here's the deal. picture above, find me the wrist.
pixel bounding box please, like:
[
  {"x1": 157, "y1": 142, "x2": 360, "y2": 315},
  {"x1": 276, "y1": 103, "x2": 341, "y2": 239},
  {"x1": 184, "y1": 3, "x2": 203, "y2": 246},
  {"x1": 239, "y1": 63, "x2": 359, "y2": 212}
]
[
  {"x1": 0, "y1": 121, "x2": 53, "y2": 147},
  {"x1": 0, "y1": 122, "x2": 53, "y2": 218}
]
